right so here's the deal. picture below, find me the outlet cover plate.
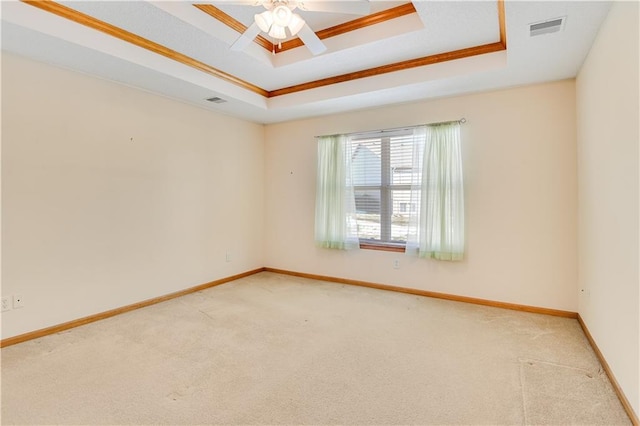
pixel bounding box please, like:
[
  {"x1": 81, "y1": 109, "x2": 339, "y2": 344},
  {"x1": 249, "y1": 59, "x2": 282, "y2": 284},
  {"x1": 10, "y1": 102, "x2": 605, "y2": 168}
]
[{"x1": 13, "y1": 294, "x2": 25, "y2": 309}]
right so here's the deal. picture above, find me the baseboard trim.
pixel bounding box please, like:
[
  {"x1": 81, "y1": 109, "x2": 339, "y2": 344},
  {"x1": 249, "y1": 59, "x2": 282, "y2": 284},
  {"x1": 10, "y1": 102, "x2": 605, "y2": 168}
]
[
  {"x1": 577, "y1": 315, "x2": 639, "y2": 425},
  {"x1": 0, "y1": 266, "x2": 579, "y2": 345},
  {"x1": 3, "y1": 266, "x2": 635, "y2": 423},
  {"x1": 0, "y1": 268, "x2": 266, "y2": 348},
  {"x1": 264, "y1": 267, "x2": 578, "y2": 318},
  {"x1": 267, "y1": 267, "x2": 638, "y2": 423}
]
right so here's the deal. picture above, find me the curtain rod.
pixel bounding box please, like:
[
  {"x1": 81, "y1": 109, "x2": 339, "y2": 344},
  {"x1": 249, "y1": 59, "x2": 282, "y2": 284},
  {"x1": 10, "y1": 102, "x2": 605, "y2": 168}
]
[{"x1": 315, "y1": 118, "x2": 466, "y2": 139}]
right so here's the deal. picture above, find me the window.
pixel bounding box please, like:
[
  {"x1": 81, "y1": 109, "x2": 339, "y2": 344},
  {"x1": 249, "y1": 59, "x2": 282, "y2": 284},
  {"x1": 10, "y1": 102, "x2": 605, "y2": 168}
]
[
  {"x1": 315, "y1": 121, "x2": 464, "y2": 260},
  {"x1": 350, "y1": 130, "x2": 417, "y2": 250}
]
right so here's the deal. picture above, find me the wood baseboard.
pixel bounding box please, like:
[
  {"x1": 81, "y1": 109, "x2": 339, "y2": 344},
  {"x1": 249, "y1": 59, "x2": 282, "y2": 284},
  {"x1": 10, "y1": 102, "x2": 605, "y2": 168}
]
[
  {"x1": 2, "y1": 266, "x2": 635, "y2": 424},
  {"x1": 0, "y1": 268, "x2": 266, "y2": 348},
  {"x1": 264, "y1": 267, "x2": 578, "y2": 318},
  {"x1": 266, "y1": 267, "x2": 638, "y2": 423},
  {"x1": 577, "y1": 315, "x2": 639, "y2": 425},
  {"x1": 1, "y1": 266, "x2": 575, "y2": 349}
]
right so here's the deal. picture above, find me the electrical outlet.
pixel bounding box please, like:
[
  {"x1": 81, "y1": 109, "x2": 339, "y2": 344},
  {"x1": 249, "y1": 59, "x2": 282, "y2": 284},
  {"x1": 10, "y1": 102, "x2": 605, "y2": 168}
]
[
  {"x1": 393, "y1": 259, "x2": 400, "y2": 269},
  {"x1": 225, "y1": 251, "x2": 231, "y2": 263},
  {"x1": 13, "y1": 294, "x2": 25, "y2": 309},
  {"x1": 1, "y1": 296, "x2": 11, "y2": 312}
]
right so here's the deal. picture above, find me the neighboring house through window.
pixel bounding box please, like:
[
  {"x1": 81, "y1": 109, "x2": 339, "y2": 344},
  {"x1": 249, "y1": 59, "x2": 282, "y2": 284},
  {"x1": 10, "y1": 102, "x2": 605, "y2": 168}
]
[
  {"x1": 350, "y1": 130, "x2": 416, "y2": 249},
  {"x1": 315, "y1": 120, "x2": 465, "y2": 260}
]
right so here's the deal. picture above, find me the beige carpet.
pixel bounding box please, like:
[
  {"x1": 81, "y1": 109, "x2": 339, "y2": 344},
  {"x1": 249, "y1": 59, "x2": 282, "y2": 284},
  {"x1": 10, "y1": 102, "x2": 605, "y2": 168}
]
[{"x1": 1, "y1": 272, "x2": 631, "y2": 425}]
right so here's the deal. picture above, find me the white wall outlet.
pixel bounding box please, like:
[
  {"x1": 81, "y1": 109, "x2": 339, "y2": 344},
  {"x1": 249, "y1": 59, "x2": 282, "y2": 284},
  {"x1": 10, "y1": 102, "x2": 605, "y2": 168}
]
[
  {"x1": 225, "y1": 251, "x2": 231, "y2": 262},
  {"x1": 393, "y1": 259, "x2": 400, "y2": 269},
  {"x1": 1, "y1": 296, "x2": 11, "y2": 312},
  {"x1": 13, "y1": 294, "x2": 25, "y2": 309}
]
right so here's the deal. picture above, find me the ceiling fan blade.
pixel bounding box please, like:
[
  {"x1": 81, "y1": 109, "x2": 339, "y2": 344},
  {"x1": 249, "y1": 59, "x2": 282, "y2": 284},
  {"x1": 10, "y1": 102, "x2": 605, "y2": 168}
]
[
  {"x1": 297, "y1": 1, "x2": 370, "y2": 15},
  {"x1": 230, "y1": 22, "x2": 262, "y2": 51},
  {"x1": 297, "y1": 23, "x2": 327, "y2": 55}
]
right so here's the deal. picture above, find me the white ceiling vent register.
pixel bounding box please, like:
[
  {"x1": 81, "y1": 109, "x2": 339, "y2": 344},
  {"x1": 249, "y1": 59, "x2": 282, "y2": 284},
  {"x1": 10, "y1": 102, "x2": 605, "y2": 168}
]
[
  {"x1": 206, "y1": 97, "x2": 227, "y2": 104},
  {"x1": 529, "y1": 17, "x2": 566, "y2": 37}
]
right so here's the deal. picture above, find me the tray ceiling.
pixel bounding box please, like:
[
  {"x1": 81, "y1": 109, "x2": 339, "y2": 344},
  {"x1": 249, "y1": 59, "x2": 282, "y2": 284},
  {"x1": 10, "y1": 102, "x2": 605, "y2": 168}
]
[{"x1": 1, "y1": 1, "x2": 612, "y2": 123}]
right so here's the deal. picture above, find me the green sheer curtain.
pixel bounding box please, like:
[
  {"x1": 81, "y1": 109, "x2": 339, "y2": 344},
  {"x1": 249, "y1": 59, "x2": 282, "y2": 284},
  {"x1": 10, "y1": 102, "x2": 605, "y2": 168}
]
[
  {"x1": 406, "y1": 122, "x2": 465, "y2": 260},
  {"x1": 314, "y1": 135, "x2": 360, "y2": 250}
]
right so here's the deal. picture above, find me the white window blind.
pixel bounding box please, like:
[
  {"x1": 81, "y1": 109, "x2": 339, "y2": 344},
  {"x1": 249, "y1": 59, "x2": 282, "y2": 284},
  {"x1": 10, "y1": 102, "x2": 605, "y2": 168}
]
[
  {"x1": 315, "y1": 120, "x2": 464, "y2": 258},
  {"x1": 350, "y1": 130, "x2": 417, "y2": 246}
]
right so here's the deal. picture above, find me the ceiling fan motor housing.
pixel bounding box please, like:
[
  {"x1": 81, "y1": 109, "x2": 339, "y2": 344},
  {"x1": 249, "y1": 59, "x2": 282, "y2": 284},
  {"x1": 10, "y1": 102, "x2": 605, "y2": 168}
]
[{"x1": 256, "y1": 0, "x2": 304, "y2": 38}]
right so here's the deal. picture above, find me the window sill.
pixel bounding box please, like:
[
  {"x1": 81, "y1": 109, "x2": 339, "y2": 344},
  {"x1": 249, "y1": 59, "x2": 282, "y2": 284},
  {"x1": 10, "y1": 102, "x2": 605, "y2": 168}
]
[{"x1": 359, "y1": 243, "x2": 406, "y2": 253}]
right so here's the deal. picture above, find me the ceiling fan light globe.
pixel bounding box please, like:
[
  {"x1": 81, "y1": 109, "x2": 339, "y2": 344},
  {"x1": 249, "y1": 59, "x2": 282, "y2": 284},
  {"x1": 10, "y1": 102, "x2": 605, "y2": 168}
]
[
  {"x1": 255, "y1": 10, "x2": 273, "y2": 32},
  {"x1": 268, "y1": 24, "x2": 287, "y2": 39},
  {"x1": 288, "y1": 13, "x2": 304, "y2": 36},
  {"x1": 272, "y1": 5, "x2": 292, "y2": 26}
]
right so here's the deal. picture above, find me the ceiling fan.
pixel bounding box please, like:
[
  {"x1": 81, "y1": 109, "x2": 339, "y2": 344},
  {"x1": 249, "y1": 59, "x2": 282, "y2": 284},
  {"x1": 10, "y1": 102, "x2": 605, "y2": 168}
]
[{"x1": 217, "y1": 0, "x2": 371, "y2": 55}]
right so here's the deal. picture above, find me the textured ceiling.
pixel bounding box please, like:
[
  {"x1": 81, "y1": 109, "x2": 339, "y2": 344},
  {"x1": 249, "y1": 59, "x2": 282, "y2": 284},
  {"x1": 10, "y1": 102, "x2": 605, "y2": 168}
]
[{"x1": 1, "y1": 1, "x2": 612, "y2": 123}]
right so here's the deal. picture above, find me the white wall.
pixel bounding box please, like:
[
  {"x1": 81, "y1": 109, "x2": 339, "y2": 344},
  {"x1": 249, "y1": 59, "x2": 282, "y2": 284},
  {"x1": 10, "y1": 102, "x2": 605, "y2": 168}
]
[
  {"x1": 2, "y1": 10, "x2": 636, "y2": 414},
  {"x1": 265, "y1": 80, "x2": 578, "y2": 312},
  {"x1": 576, "y1": 1, "x2": 639, "y2": 417},
  {"x1": 1, "y1": 53, "x2": 265, "y2": 339}
]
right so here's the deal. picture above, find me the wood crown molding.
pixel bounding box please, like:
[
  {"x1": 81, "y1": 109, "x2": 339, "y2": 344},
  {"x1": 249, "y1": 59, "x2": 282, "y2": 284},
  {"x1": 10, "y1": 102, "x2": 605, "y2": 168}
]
[
  {"x1": 268, "y1": 41, "x2": 506, "y2": 97},
  {"x1": 21, "y1": 0, "x2": 507, "y2": 98},
  {"x1": 194, "y1": 4, "x2": 274, "y2": 52},
  {"x1": 21, "y1": 0, "x2": 268, "y2": 97},
  {"x1": 269, "y1": 0, "x2": 507, "y2": 97},
  {"x1": 196, "y1": 3, "x2": 417, "y2": 54}
]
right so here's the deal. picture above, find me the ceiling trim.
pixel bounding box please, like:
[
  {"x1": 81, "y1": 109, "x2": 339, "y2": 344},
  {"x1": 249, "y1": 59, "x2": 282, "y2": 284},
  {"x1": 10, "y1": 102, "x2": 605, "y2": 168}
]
[
  {"x1": 279, "y1": 2, "x2": 417, "y2": 53},
  {"x1": 268, "y1": 0, "x2": 507, "y2": 96},
  {"x1": 21, "y1": 0, "x2": 506, "y2": 99},
  {"x1": 195, "y1": 3, "x2": 417, "y2": 54},
  {"x1": 193, "y1": 4, "x2": 274, "y2": 52},
  {"x1": 498, "y1": 0, "x2": 507, "y2": 49},
  {"x1": 21, "y1": 0, "x2": 269, "y2": 97},
  {"x1": 269, "y1": 41, "x2": 506, "y2": 97}
]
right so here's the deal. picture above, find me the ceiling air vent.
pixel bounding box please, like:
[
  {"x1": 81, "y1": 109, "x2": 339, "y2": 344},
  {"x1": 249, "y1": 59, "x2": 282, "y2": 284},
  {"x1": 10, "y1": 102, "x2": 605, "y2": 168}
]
[
  {"x1": 529, "y1": 17, "x2": 566, "y2": 37},
  {"x1": 205, "y1": 96, "x2": 227, "y2": 104}
]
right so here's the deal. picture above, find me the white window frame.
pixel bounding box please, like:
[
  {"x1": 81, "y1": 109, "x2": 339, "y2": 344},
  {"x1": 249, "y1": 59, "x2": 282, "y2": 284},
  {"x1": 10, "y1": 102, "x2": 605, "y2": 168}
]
[{"x1": 350, "y1": 129, "x2": 414, "y2": 251}]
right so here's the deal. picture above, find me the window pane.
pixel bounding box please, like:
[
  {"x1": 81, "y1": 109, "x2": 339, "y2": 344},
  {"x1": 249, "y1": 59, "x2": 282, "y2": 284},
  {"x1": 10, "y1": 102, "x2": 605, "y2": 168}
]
[
  {"x1": 389, "y1": 136, "x2": 414, "y2": 244},
  {"x1": 355, "y1": 189, "x2": 381, "y2": 241},
  {"x1": 350, "y1": 131, "x2": 416, "y2": 246},
  {"x1": 391, "y1": 190, "x2": 411, "y2": 242},
  {"x1": 351, "y1": 139, "x2": 381, "y2": 186},
  {"x1": 390, "y1": 135, "x2": 416, "y2": 185}
]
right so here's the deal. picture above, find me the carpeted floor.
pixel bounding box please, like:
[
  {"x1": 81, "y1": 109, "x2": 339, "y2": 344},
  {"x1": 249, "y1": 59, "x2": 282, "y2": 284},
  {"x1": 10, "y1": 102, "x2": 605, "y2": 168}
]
[{"x1": 0, "y1": 272, "x2": 631, "y2": 425}]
